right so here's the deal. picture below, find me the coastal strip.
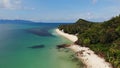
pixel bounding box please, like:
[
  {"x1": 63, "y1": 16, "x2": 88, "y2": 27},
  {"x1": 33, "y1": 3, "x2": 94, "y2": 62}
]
[
  {"x1": 55, "y1": 29, "x2": 78, "y2": 42},
  {"x1": 55, "y1": 28, "x2": 112, "y2": 68}
]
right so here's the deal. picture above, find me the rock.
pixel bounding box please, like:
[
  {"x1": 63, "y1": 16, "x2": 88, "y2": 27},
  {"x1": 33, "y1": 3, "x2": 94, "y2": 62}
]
[
  {"x1": 28, "y1": 45, "x2": 45, "y2": 49},
  {"x1": 57, "y1": 44, "x2": 70, "y2": 49}
]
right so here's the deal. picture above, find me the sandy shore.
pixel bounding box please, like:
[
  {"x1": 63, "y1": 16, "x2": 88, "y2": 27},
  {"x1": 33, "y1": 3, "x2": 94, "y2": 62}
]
[
  {"x1": 55, "y1": 28, "x2": 112, "y2": 68},
  {"x1": 55, "y1": 29, "x2": 78, "y2": 42}
]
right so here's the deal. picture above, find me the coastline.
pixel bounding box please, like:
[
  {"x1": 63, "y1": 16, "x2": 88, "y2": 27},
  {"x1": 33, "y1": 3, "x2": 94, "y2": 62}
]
[
  {"x1": 55, "y1": 29, "x2": 78, "y2": 42},
  {"x1": 55, "y1": 28, "x2": 112, "y2": 68}
]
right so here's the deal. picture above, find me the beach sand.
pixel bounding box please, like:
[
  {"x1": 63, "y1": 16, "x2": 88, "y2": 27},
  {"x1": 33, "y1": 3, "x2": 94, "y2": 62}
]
[
  {"x1": 55, "y1": 28, "x2": 112, "y2": 68},
  {"x1": 55, "y1": 29, "x2": 78, "y2": 42}
]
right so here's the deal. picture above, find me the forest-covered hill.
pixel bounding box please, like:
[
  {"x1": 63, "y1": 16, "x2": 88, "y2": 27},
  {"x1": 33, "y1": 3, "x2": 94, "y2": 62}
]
[{"x1": 58, "y1": 15, "x2": 120, "y2": 68}]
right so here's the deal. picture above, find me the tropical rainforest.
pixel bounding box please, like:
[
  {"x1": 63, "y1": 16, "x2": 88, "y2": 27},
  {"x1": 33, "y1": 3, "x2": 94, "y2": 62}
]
[{"x1": 58, "y1": 15, "x2": 120, "y2": 68}]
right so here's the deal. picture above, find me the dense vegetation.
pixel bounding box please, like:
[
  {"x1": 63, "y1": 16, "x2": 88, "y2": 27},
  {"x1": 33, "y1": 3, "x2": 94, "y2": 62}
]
[{"x1": 58, "y1": 15, "x2": 120, "y2": 68}]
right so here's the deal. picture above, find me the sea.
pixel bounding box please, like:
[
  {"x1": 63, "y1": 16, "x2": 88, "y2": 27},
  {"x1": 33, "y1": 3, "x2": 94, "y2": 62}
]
[{"x1": 0, "y1": 23, "x2": 83, "y2": 68}]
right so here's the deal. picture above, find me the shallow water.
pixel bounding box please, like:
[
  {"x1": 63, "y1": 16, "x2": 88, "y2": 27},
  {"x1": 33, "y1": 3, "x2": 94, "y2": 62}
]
[{"x1": 0, "y1": 23, "x2": 83, "y2": 68}]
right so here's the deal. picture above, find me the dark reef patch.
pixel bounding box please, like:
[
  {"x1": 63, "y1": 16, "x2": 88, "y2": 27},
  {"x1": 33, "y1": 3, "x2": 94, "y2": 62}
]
[
  {"x1": 56, "y1": 44, "x2": 70, "y2": 49},
  {"x1": 28, "y1": 45, "x2": 45, "y2": 49},
  {"x1": 25, "y1": 28, "x2": 54, "y2": 36}
]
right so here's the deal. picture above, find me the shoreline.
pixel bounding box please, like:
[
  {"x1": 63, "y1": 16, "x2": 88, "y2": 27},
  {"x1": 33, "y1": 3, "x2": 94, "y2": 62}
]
[
  {"x1": 55, "y1": 29, "x2": 78, "y2": 42},
  {"x1": 55, "y1": 28, "x2": 112, "y2": 68}
]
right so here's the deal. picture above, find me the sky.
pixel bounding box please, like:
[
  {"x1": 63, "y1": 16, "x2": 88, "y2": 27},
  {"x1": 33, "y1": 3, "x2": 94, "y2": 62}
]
[{"x1": 0, "y1": 0, "x2": 120, "y2": 22}]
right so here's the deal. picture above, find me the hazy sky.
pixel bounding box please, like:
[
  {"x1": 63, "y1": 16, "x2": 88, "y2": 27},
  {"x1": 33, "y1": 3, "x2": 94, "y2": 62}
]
[{"x1": 0, "y1": 0, "x2": 120, "y2": 22}]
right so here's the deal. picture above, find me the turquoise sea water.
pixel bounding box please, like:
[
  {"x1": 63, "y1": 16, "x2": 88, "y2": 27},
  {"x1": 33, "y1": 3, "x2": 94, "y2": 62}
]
[{"x1": 0, "y1": 23, "x2": 83, "y2": 68}]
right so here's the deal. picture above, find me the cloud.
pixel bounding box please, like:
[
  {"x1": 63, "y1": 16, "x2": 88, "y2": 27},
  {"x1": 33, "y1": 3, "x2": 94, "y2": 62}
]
[
  {"x1": 0, "y1": 0, "x2": 34, "y2": 10},
  {"x1": 0, "y1": 0, "x2": 21, "y2": 9},
  {"x1": 92, "y1": 0, "x2": 98, "y2": 4},
  {"x1": 87, "y1": 12, "x2": 93, "y2": 19}
]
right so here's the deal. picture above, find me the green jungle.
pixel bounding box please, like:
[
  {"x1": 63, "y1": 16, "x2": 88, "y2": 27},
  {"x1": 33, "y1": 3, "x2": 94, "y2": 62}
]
[{"x1": 58, "y1": 15, "x2": 120, "y2": 68}]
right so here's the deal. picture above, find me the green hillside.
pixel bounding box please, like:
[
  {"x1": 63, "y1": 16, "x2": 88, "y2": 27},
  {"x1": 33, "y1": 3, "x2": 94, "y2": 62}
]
[{"x1": 58, "y1": 15, "x2": 120, "y2": 68}]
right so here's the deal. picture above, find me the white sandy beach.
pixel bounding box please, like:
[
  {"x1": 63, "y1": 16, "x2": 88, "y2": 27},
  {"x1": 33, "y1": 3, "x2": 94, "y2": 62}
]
[
  {"x1": 55, "y1": 28, "x2": 112, "y2": 68},
  {"x1": 55, "y1": 29, "x2": 78, "y2": 42}
]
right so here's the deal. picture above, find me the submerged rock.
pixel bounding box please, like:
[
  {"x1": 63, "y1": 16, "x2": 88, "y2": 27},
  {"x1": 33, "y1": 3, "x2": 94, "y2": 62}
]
[
  {"x1": 28, "y1": 45, "x2": 45, "y2": 49},
  {"x1": 25, "y1": 28, "x2": 54, "y2": 37},
  {"x1": 57, "y1": 44, "x2": 70, "y2": 49}
]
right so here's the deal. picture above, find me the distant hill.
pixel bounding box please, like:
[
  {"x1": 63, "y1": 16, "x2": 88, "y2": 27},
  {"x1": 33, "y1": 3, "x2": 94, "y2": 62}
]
[
  {"x1": 0, "y1": 20, "x2": 71, "y2": 24},
  {"x1": 0, "y1": 20, "x2": 40, "y2": 24}
]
